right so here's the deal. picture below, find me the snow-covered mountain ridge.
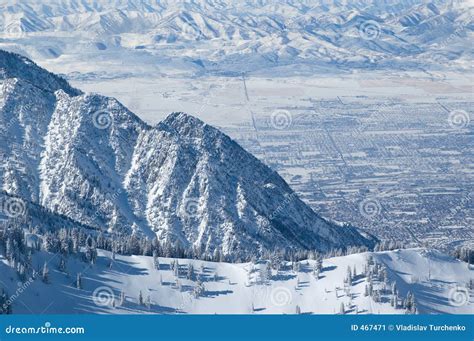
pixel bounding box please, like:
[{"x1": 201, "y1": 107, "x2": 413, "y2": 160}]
[
  {"x1": 0, "y1": 49, "x2": 375, "y2": 258},
  {"x1": 0, "y1": 0, "x2": 472, "y2": 75}
]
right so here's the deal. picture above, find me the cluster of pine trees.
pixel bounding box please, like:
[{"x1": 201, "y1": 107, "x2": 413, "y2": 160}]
[
  {"x1": 0, "y1": 217, "x2": 410, "y2": 315},
  {"x1": 0, "y1": 217, "x2": 384, "y2": 264},
  {"x1": 453, "y1": 246, "x2": 473, "y2": 265},
  {"x1": 363, "y1": 256, "x2": 417, "y2": 314},
  {"x1": 0, "y1": 289, "x2": 12, "y2": 314}
]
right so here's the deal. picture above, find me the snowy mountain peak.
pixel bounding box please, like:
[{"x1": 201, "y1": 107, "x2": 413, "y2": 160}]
[
  {"x1": 0, "y1": 49, "x2": 80, "y2": 96},
  {"x1": 164, "y1": 111, "x2": 206, "y2": 126},
  {"x1": 0, "y1": 49, "x2": 375, "y2": 258},
  {"x1": 160, "y1": 111, "x2": 208, "y2": 136}
]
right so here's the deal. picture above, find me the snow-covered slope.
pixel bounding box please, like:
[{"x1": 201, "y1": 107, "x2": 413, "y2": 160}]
[
  {"x1": 124, "y1": 112, "x2": 373, "y2": 255},
  {"x1": 0, "y1": 247, "x2": 471, "y2": 314},
  {"x1": 0, "y1": 0, "x2": 472, "y2": 74},
  {"x1": 0, "y1": 191, "x2": 93, "y2": 233},
  {"x1": 0, "y1": 49, "x2": 374, "y2": 257},
  {"x1": 0, "y1": 50, "x2": 81, "y2": 203}
]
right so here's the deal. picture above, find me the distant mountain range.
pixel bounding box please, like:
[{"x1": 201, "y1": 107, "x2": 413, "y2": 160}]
[
  {"x1": 0, "y1": 49, "x2": 375, "y2": 257},
  {"x1": 0, "y1": 0, "x2": 472, "y2": 75}
]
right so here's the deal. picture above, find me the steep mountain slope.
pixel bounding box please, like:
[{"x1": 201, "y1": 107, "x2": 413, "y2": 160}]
[
  {"x1": 0, "y1": 50, "x2": 374, "y2": 257},
  {"x1": 126, "y1": 112, "x2": 372, "y2": 255},
  {"x1": 0, "y1": 50, "x2": 81, "y2": 203},
  {"x1": 0, "y1": 50, "x2": 80, "y2": 96},
  {"x1": 0, "y1": 247, "x2": 471, "y2": 314},
  {"x1": 39, "y1": 90, "x2": 148, "y2": 236},
  {"x1": 0, "y1": 191, "x2": 94, "y2": 233}
]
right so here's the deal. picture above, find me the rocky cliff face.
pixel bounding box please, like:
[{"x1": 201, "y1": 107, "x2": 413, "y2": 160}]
[{"x1": 0, "y1": 50, "x2": 375, "y2": 257}]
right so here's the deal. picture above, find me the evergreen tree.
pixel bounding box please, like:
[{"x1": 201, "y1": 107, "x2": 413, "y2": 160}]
[
  {"x1": 391, "y1": 282, "x2": 397, "y2": 295},
  {"x1": 42, "y1": 262, "x2": 49, "y2": 283},
  {"x1": 58, "y1": 257, "x2": 67, "y2": 273},
  {"x1": 42, "y1": 233, "x2": 55, "y2": 253},
  {"x1": 146, "y1": 295, "x2": 151, "y2": 310},
  {"x1": 0, "y1": 289, "x2": 12, "y2": 314},
  {"x1": 193, "y1": 280, "x2": 205, "y2": 298},
  {"x1": 339, "y1": 302, "x2": 345, "y2": 314},
  {"x1": 404, "y1": 291, "x2": 416, "y2": 313},
  {"x1": 76, "y1": 273, "x2": 82, "y2": 289},
  {"x1": 346, "y1": 266, "x2": 352, "y2": 285},
  {"x1": 368, "y1": 279, "x2": 373, "y2": 296},
  {"x1": 187, "y1": 263, "x2": 195, "y2": 281},
  {"x1": 153, "y1": 251, "x2": 160, "y2": 270},
  {"x1": 85, "y1": 235, "x2": 97, "y2": 265},
  {"x1": 119, "y1": 290, "x2": 125, "y2": 306},
  {"x1": 173, "y1": 260, "x2": 180, "y2": 277},
  {"x1": 265, "y1": 264, "x2": 272, "y2": 282}
]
